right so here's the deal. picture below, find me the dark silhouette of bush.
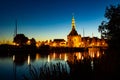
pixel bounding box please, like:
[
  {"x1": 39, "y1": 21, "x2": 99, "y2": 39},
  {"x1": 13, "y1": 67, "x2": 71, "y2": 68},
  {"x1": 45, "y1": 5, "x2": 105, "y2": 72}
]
[{"x1": 13, "y1": 34, "x2": 28, "y2": 46}]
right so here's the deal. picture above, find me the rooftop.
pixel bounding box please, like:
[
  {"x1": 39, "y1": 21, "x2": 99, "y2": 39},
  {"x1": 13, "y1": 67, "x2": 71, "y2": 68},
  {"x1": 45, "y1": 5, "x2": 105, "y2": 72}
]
[{"x1": 68, "y1": 28, "x2": 78, "y2": 36}]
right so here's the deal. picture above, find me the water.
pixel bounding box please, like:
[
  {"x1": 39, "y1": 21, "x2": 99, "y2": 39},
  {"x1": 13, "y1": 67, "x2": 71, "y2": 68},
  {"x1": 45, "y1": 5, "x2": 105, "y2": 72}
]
[{"x1": 0, "y1": 48, "x2": 105, "y2": 80}]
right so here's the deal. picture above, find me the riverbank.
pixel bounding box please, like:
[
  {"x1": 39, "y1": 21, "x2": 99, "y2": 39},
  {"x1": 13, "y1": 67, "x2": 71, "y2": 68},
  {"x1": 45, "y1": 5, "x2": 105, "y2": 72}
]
[{"x1": 0, "y1": 44, "x2": 86, "y2": 55}]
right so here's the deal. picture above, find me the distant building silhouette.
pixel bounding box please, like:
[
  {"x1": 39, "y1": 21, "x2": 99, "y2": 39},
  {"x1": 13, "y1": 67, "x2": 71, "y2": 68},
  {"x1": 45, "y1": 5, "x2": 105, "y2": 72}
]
[{"x1": 52, "y1": 39, "x2": 66, "y2": 47}]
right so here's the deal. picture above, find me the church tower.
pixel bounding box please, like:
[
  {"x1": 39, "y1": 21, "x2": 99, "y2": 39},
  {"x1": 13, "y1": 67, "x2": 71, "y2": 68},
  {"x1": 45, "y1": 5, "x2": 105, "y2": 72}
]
[{"x1": 67, "y1": 16, "x2": 81, "y2": 47}]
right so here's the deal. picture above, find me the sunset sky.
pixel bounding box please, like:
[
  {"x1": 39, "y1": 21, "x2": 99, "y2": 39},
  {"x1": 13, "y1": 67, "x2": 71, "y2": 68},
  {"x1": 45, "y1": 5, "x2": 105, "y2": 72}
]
[{"x1": 0, "y1": 0, "x2": 120, "y2": 43}]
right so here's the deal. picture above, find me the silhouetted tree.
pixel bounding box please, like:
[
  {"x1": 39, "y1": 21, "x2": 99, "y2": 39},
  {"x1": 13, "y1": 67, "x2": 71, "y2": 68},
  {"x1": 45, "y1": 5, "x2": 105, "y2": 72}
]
[
  {"x1": 98, "y1": 21, "x2": 108, "y2": 39},
  {"x1": 13, "y1": 34, "x2": 28, "y2": 46},
  {"x1": 98, "y1": 4, "x2": 120, "y2": 48},
  {"x1": 30, "y1": 38, "x2": 36, "y2": 46}
]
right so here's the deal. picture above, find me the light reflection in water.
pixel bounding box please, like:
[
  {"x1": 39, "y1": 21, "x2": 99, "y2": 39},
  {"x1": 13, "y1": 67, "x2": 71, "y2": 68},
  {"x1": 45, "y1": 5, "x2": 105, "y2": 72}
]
[
  {"x1": 78, "y1": 52, "x2": 82, "y2": 60},
  {"x1": 75, "y1": 52, "x2": 82, "y2": 60},
  {"x1": 27, "y1": 54, "x2": 30, "y2": 65},
  {"x1": 11, "y1": 48, "x2": 104, "y2": 72},
  {"x1": 103, "y1": 51, "x2": 104, "y2": 54},
  {"x1": 13, "y1": 55, "x2": 15, "y2": 61},
  {"x1": 96, "y1": 51, "x2": 100, "y2": 58},
  {"x1": 36, "y1": 53, "x2": 40, "y2": 60},
  {"x1": 0, "y1": 48, "x2": 105, "y2": 80},
  {"x1": 88, "y1": 48, "x2": 103, "y2": 59},
  {"x1": 59, "y1": 54, "x2": 61, "y2": 59},
  {"x1": 53, "y1": 53, "x2": 56, "y2": 59},
  {"x1": 45, "y1": 48, "x2": 104, "y2": 63},
  {"x1": 64, "y1": 53, "x2": 67, "y2": 61},
  {"x1": 82, "y1": 56, "x2": 84, "y2": 60},
  {"x1": 91, "y1": 60, "x2": 94, "y2": 70},
  {"x1": 48, "y1": 55, "x2": 50, "y2": 62}
]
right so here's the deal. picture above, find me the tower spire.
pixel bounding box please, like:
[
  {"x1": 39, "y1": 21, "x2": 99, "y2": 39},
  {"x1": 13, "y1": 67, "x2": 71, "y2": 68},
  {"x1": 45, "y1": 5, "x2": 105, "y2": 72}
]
[{"x1": 71, "y1": 14, "x2": 76, "y2": 30}]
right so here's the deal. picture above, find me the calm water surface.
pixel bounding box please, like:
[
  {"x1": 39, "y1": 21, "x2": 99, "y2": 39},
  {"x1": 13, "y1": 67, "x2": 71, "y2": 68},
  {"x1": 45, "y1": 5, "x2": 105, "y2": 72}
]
[{"x1": 0, "y1": 48, "x2": 105, "y2": 80}]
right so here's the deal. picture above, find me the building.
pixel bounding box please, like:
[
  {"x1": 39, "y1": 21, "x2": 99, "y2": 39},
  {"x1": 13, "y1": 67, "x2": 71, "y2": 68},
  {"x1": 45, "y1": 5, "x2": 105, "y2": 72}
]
[
  {"x1": 67, "y1": 16, "x2": 82, "y2": 47},
  {"x1": 37, "y1": 16, "x2": 108, "y2": 48},
  {"x1": 67, "y1": 16, "x2": 107, "y2": 48},
  {"x1": 52, "y1": 39, "x2": 66, "y2": 47}
]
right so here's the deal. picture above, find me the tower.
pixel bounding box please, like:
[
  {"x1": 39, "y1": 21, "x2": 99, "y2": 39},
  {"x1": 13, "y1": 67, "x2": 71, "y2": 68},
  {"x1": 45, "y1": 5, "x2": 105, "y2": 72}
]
[
  {"x1": 68, "y1": 15, "x2": 78, "y2": 36},
  {"x1": 71, "y1": 15, "x2": 76, "y2": 30},
  {"x1": 67, "y1": 16, "x2": 81, "y2": 47}
]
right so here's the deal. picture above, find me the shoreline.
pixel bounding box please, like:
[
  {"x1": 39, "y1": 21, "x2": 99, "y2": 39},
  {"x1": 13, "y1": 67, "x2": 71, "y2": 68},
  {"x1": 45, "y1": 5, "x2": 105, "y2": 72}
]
[{"x1": 0, "y1": 44, "x2": 106, "y2": 55}]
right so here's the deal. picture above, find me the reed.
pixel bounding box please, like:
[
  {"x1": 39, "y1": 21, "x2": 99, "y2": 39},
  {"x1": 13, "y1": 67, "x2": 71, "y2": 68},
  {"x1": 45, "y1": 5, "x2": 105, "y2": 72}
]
[{"x1": 23, "y1": 62, "x2": 70, "y2": 80}]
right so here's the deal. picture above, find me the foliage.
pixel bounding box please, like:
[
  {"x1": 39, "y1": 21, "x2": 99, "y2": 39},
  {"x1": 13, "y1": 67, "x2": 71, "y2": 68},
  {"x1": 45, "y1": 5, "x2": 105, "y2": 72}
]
[
  {"x1": 98, "y1": 4, "x2": 120, "y2": 48},
  {"x1": 13, "y1": 34, "x2": 28, "y2": 46},
  {"x1": 98, "y1": 21, "x2": 108, "y2": 39},
  {"x1": 30, "y1": 38, "x2": 36, "y2": 46}
]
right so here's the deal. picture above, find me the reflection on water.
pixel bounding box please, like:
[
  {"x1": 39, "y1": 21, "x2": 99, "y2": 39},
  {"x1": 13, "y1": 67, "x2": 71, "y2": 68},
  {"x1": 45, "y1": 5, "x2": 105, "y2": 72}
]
[
  {"x1": 91, "y1": 60, "x2": 94, "y2": 70},
  {"x1": 47, "y1": 55, "x2": 50, "y2": 62},
  {"x1": 0, "y1": 48, "x2": 105, "y2": 80},
  {"x1": 13, "y1": 55, "x2": 15, "y2": 61},
  {"x1": 43, "y1": 48, "x2": 104, "y2": 64},
  {"x1": 27, "y1": 54, "x2": 30, "y2": 65},
  {"x1": 47, "y1": 53, "x2": 68, "y2": 62},
  {"x1": 36, "y1": 53, "x2": 40, "y2": 60}
]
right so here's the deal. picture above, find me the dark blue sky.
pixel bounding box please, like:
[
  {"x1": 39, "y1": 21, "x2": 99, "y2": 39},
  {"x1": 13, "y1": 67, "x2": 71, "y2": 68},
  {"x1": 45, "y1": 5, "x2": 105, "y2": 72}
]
[{"x1": 0, "y1": 0, "x2": 120, "y2": 43}]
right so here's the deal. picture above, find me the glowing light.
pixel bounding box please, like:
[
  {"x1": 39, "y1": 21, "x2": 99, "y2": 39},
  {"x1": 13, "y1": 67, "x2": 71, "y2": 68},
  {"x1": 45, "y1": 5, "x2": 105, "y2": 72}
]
[
  {"x1": 36, "y1": 41, "x2": 41, "y2": 47},
  {"x1": 53, "y1": 53, "x2": 56, "y2": 59},
  {"x1": 64, "y1": 54, "x2": 67, "y2": 61},
  {"x1": 36, "y1": 53, "x2": 40, "y2": 60},
  {"x1": 28, "y1": 55, "x2": 30, "y2": 65},
  {"x1": 102, "y1": 42, "x2": 104, "y2": 45},
  {"x1": 12, "y1": 42, "x2": 19, "y2": 46},
  {"x1": 78, "y1": 52, "x2": 82, "y2": 60},
  {"x1": 96, "y1": 51, "x2": 100, "y2": 58},
  {"x1": 91, "y1": 60, "x2": 94, "y2": 70},
  {"x1": 48, "y1": 55, "x2": 50, "y2": 62},
  {"x1": 53, "y1": 43, "x2": 57, "y2": 47},
  {"x1": 13, "y1": 42, "x2": 16, "y2": 45},
  {"x1": 59, "y1": 54, "x2": 61, "y2": 59},
  {"x1": 13, "y1": 55, "x2": 15, "y2": 61},
  {"x1": 27, "y1": 40, "x2": 31, "y2": 45},
  {"x1": 92, "y1": 53, "x2": 95, "y2": 58},
  {"x1": 75, "y1": 52, "x2": 82, "y2": 60},
  {"x1": 102, "y1": 51, "x2": 104, "y2": 54},
  {"x1": 89, "y1": 52, "x2": 94, "y2": 58},
  {"x1": 81, "y1": 56, "x2": 84, "y2": 60}
]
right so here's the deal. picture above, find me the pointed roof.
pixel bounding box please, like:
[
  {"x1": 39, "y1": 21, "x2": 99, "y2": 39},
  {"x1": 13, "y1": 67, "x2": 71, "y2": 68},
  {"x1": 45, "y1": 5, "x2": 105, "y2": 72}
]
[
  {"x1": 68, "y1": 15, "x2": 78, "y2": 36},
  {"x1": 68, "y1": 29, "x2": 78, "y2": 36}
]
